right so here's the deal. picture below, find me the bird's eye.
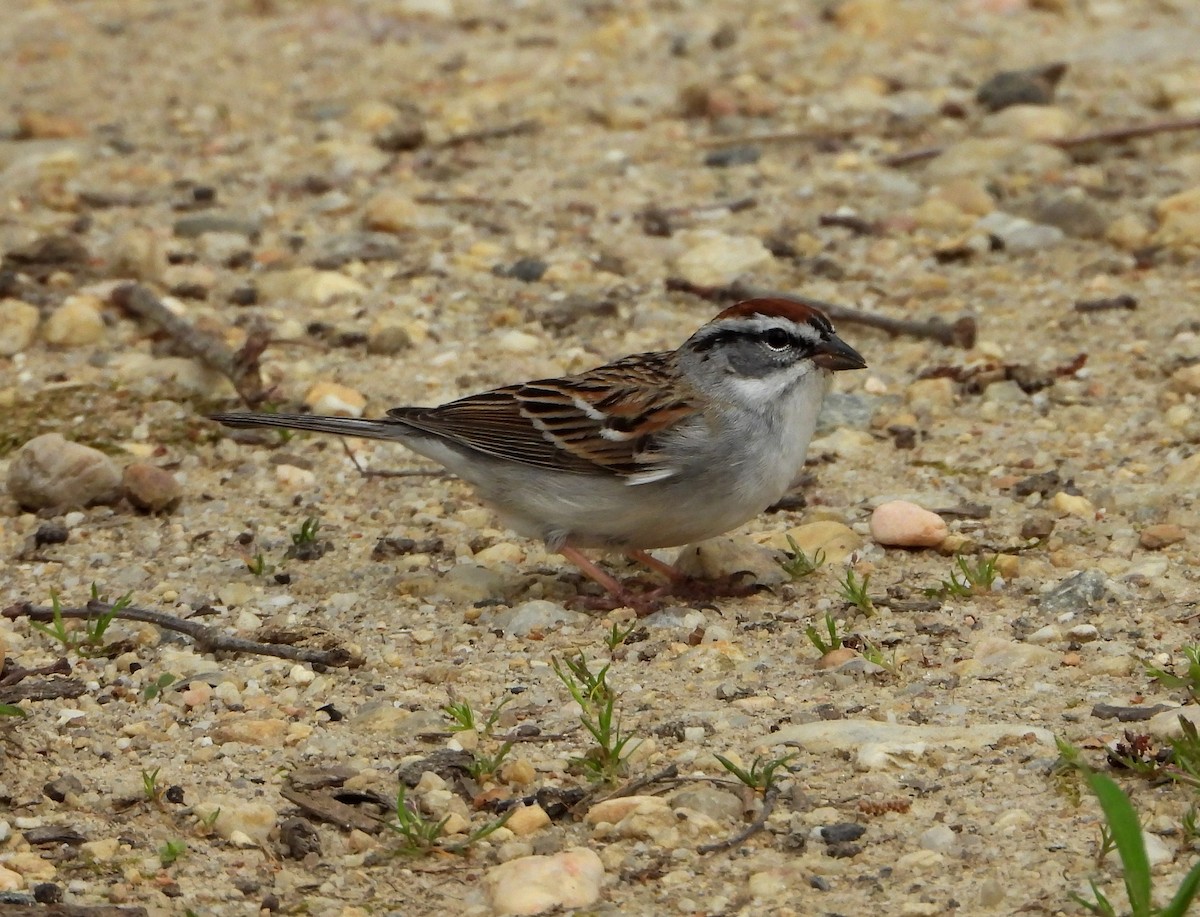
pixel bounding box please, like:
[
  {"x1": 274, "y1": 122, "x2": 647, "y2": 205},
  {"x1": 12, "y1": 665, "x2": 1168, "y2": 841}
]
[{"x1": 763, "y1": 329, "x2": 791, "y2": 351}]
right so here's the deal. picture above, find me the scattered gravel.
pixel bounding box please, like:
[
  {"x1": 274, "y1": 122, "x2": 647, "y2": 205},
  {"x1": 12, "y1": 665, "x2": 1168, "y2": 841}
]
[{"x1": 1, "y1": 1, "x2": 1199, "y2": 915}]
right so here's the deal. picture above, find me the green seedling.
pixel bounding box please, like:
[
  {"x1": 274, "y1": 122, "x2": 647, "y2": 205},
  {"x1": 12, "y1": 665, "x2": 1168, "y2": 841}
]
[
  {"x1": 778, "y1": 535, "x2": 826, "y2": 580},
  {"x1": 287, "y1": 516, "x2": 328, "y2": 560},
  {"x1": 442, "y1": 695, "x2": 516, "y2": 780},
  {"x1": 1146, "y1": 645, "x2": 1200, "y2": 704},
  {"x1": 553, "y1": 654, "x2": 638, "y2": 783},
  {"x1": 605, "y1": 621, "x2": 638, "y2": 652},
  {"x1": 158, "y1": 839, "x2": 186, "y2": 867},
  {"x1": 442, "y1": 808, "x2": 514, "y2": 855},
  {"x1": 839, "y1": 570, "x2": 874, "y2": 617},
  {"x1": 143, "y1": 767, "x2": 164, "y2": 804},
  {"x1": 197, "y1": 807, "x2": 222, "y2": 834},
  {"x1": 0, "y1": 704, "x2": 26, "y2": 718},
  {"x1": 142, "y1": 673, "x2": 177, "y2": 702},
  {"x1": 83, "y1": 584, "x2": 131, "y2": 653},
  {"x1": 246, "y1": 552, "x2": 274, "y2": 577},
  {"x1": 715, "y1": 753, "x2": 797, "y2": 793},
  {"x1": 386, "y1": 782, "x2": 515, "y2": 857},
  {"x1": 30, "y1": 590, "x2": 73, "y2": 649},
  {"x1": 292, "y1": 517, "x2": 320, "y2": 546},
  {"x1": 805, "y1": 612, "x2": 844, "y2": 655},
  {"x1": 466, "y1": 741, "x2": 515, "y2": 781},
  {"x1": 857, "y1": 635, "x2": 902, "y2": 676},
  {"x1": 927, "y1": 554, "x2": 998, "y2": 599},
  {"x1": 1072, "y1": 770, "x2": 1200, "y2": 916},
  {"x1": 1058, "y1": 738, "x2": 1200, "y2": 917}
]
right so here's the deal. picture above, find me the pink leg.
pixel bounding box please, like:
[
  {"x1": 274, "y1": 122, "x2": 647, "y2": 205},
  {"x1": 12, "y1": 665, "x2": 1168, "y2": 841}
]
[
  {"x1": 559, "y1": 546, "x2": 635, "y2": 602},
  {"x1": 559, "y1": 546, "x2": 667, "y2": 615},
  {"x1": 626, "y1": 549, "x2": 687, "y2": 583}
]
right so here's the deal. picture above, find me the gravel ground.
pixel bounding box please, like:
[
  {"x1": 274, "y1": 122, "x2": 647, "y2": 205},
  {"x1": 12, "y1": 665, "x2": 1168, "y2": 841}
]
[{"x1": 2, "y1": 1, "x2": 1200, "y2": 915}]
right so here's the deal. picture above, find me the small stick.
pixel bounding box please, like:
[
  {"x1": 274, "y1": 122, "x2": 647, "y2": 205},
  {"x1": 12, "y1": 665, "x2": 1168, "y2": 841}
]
[
  {"x1": 697, "y1": 783, "x2": 781, "y2": 855},
  {"x1": 339, "y1": 440, "x2": 444, "y2": 479},
  {"x1": 666, "y1": 278, "x2": 977, "y2": 348},
  {"x1": 818, "y1": 212, "x2": 877, "y2": 235},
  {"x1": 1, "y1": 908, "x2": 149, "y2": 917},
  {"x1": 696, "y1": 129, "x2": 854, "y2": 149},
  {"x1": 569, "y1": 764, "x2": 680, "y2": 819},
  {"x1": 1052, "y1": 116, "x2": 1200, "y2": 150},
  {"x1": 0, "y1": 654, "x2": 84, "y2": 703},
  {"x1": 0, "y1": 656, "x2": 71, "y2": 688},
  {"x1": 113, "y1": 283, "x2": 272, "y2": 407},
  {"x1": 1074, "y1": 294, "x2": 1138, "y2": 313},
  {"x1": 882, "y1": 115, "x2": 1200, "y2": 168},
  {"x1": 434, "y1": 118, "x2": 540, "y2": 149},
  {"x1": 280, "y1": 785, "x2": 384, "y2": 834},
  {"x1": 4, "y1": 600, "x2": 360, "y2": 668}
]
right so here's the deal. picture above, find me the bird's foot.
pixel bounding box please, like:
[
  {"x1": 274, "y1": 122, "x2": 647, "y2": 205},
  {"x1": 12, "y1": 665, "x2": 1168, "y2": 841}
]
[{"x1": 569, "y1": 573, "x2": 761, "y2": 617}]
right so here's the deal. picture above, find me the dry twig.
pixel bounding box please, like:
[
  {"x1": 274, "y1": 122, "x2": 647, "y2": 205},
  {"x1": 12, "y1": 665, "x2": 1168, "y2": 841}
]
[
  {"x1": 0, "y1": 657, "x2": 84, "y2": 704},
  {"x1": 3, "y1": 600, "x2": 360, "y2": 668},
  {"x1": 882, "y1": 115, "x2": 1200, "y2": 168},
  {"x1": 3, "y1": 908, "x2": 149, "y2": 917},
  {"x1": 697, "y1": 782, "x2": 781, "y2": 855},
  {"x1": 280, "y1": 784, "x2": 386, "y2": 834},
  {"x1": 1074, "y1": 294, "x2": 1138, "y2": 313},
  {"x1": 434, "y1": 118, "x2": 540, "y2": 149},
  {"x1": 113, "y1": 282, "x2": 272, "y2": 407}
]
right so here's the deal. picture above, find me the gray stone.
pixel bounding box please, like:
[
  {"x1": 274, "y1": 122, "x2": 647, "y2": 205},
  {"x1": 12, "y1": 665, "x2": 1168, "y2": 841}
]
[
  {"x1": 976, "y1": 211, "x2": 1064, "y2": 252},
  {"x1": 668, "y1": 787, "x2": 745, "y2": 822},
  {"x1": 1038, "y1": 569, "x2": 1115, "y2": 615},
  {"x1": 1029, "y1": 191, "x2": 1107, "y2": 239},
  {"x1": 173, "y1": 214, "x2": 261, "y2": 239},
  {"x1": 7, "y1": 434, "x2": 122, "y2": 510},
  {"x1": 485, "y1": 601, "x2": 589, "y2": 637}
]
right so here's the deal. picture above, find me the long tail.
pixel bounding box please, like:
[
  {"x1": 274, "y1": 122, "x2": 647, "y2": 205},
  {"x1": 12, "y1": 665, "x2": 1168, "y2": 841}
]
[{"x1": 209, "y1": 412, "x2": 406, "y2": 440}]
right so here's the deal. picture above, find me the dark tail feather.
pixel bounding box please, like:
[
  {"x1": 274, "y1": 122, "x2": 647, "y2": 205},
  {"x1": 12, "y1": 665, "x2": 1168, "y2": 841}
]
[{"x1": 209, "y1": 412, "x2": 405, "y2": 440}]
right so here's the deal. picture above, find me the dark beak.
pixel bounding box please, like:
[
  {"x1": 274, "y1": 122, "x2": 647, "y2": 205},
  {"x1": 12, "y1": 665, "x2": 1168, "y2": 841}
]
[{"x1": 813, "y1": 334, "x2": 867, "y2": 372}]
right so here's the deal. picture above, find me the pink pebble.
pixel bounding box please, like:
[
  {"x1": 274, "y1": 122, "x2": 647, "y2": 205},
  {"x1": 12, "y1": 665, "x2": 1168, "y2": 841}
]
[{"x1": 870, "y1": 500, "x2": 948, "y2": 548}]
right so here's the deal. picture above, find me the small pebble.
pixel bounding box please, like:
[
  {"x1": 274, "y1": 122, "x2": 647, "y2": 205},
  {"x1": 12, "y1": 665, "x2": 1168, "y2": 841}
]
[
  {"x1": 41, "y1": 295, "x2": 105, "y2": 347},
  {"x1": 304, "y1": 382, "x2": 367, "y2": 417},
  {"x1": 504, "y1": 804, "x2": 551, "y2": 837},
  {"x1": 674, "y1": 231, "x2": 772, "y2": 287},
  {"x1": 122, "y1": 462, "x2": 183, "y2": 513},
  {"x1": 918, "y1": 825, "x2": 959, "y2": 854},
  {"x1": 869, "y1": 500, "x2": 949, "y2": 548},
  {"x1": 767, "y1": 520, "x2": 863, "y2": 564},
  {"x1": 1051, "y1": 492, "x2": 1095, "y2": 518},
  {"x1": 361, "y1": 191, "x2": 423, "y2": 234},
  {"x1": 703, "y1": 146, "x2": 761, "y2": 168},
  {"x1": 976, "y1": 63, "x2": 1066, "y2": 111},
  {"x1": 1139, "y1": 523, "x2": 1186, "y2": 549},
  {"x1": 367, "y1": 318, "x2": 413, "y2": 355},
  {"x1": 0, "y1": 298, "x2": 41, "y2": 356},
  {"x1": 173, "y1": 214, "x2": 261, "y2": 239},
  {"x1": 195, "y1": 798, "x2": 278, "y2": 847},
  {"x1": 485, "y1": 601, "x2": 587, "y2": 637},
  {"x1": 1153, "y1": 185, "x2": 1200, "y2": 251}
]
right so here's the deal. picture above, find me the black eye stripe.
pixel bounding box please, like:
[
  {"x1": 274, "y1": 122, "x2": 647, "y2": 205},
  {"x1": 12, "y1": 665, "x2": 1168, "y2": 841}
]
[{"x1": 691, "y1": 326, "x2": 815, "y2": 353}]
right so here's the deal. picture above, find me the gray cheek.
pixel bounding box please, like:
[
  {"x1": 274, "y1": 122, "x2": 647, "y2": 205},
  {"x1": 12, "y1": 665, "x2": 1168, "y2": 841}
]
[{"x1": 724, "y1": 342, "x2": 785, "y2": 377}]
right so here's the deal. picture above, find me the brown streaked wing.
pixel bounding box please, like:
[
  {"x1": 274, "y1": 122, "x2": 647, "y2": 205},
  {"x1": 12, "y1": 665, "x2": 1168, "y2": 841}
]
[{"x1": 384, "y1": 352, "x2": 698, "y2": 477}]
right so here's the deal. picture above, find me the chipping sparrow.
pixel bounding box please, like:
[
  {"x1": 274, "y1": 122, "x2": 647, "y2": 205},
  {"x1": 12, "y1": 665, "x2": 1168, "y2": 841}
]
[{"x1": 211, "y1": 297, "x2": 866, "y2": 611}]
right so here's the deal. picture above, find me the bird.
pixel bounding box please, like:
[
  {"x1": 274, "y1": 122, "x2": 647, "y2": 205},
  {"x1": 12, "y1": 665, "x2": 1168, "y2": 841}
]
[{"x1": 210, "y1": 297, "x2": 866, "y2": 612}]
